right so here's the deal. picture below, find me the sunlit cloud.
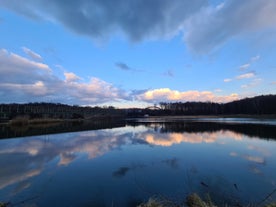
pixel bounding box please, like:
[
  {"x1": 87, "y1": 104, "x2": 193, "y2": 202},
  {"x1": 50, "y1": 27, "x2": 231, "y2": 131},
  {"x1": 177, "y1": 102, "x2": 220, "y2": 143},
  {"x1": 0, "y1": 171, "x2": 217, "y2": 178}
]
[
  {"x1": 64, "y1": 72, "x2": 81, "y2": 82},
  {"x1": 0, "y1": 81, "x2": 48, "y2": 96},
  {"x1": 0, "y1": 48, "x2": 51, "y2": 73},
  {"x1": 0, "y1": 129, "x2": 131, "y2": 189},
  {"x1": 137, "y1": 88, "x2": 239, "y2": 103},
  {"x1": 0, "y1": 48, "x2": 127, "y2": 104},
  {"x1": 214, "y1": 89, "x2": 222, "y2": 92}
]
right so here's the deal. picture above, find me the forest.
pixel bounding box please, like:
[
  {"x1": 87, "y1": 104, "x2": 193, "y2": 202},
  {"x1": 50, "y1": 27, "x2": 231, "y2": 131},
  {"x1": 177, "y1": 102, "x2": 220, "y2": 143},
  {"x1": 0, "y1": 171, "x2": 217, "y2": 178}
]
[
  {"x1": 157, "y1": 94, "x2": 276, "y2": 116},
  {"x1": 0, "y1": 94, "x2": 275, "y2": 121}
]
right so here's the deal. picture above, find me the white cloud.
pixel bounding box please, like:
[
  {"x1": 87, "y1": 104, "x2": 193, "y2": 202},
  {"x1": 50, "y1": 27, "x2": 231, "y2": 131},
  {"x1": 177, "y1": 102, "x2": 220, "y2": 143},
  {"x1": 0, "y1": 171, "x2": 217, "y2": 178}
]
[
  {"x1": 64, "y1": 72, "x2": 81, "y2": 82},
  {"x1": 236, "y1": 72, "x2": 255, "y2": 80},
  {"x1": 239, "y1": 55, "x2": 260, "y2": 71},
  {"x1": 224, "y1": 78, "x2": 232, "y2": 82},
  {"x1": 0, "y1": 48, "x2": 126, "y2": 104},
  {"x1": 0, "y1": 49, "x2": 50, "y2": 73},
  {"x1": 22, "y1": 47, "x2": 43, "y2": 62},
  {"x1": 251, "y1": 55, "x2": 260, "y2": 62},
  {"x1": 239, "y1": 63, "x2": 250, "y2": 70},
  {"x1": 241, "y1": 78, "x2": 262, "y2": 89},
  {"x1": 0, "y1": 81, "x2": 48, "y2": 96},
  {"x1": 214, "y1": 89, "x2": 222, "y2": 92},
  {"x1": 64, "y1": 77, "x2": 126, "y2": 103},
  {"x1": 137, "y1": 88, "x2": 239, "y2": 103}
]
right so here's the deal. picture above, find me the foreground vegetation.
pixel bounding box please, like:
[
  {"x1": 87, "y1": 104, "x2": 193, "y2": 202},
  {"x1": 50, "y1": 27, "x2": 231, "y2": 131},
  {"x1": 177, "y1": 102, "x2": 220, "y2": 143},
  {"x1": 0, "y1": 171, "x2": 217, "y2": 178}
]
[
  {"x1": 1, "y1": 193, "x2": 274, "y2": 207},
  {"x1": 138, "y1": 193, "x2": 276, "y2": 207}
]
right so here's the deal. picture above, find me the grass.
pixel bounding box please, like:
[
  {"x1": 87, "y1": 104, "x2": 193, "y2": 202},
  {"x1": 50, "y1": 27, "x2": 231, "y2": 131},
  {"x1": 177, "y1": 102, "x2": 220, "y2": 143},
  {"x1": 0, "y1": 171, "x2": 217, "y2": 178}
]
[
  {"x1": 137, "y1": 193, "x2": 276, "y2": 207},
  {"x1": 8, "y1": 116, "x2": 62, "y2": 126},
  {"x1": 137, "y1": 193, "x2": 215, "y2": 207}
]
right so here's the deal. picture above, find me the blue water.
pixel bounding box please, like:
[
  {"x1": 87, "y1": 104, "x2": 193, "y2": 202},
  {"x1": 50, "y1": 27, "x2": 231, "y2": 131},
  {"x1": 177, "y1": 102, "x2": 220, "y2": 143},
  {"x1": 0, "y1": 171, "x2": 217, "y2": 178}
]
[{"x1": 0, "y1": 121, "x2": 276, "y2": 206}]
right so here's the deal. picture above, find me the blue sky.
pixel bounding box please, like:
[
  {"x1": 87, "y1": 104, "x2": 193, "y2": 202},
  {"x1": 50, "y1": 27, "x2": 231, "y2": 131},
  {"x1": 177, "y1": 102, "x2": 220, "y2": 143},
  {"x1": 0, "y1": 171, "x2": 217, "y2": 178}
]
[{"x1": 0, "y1": 0, "x2": 275, "y2": 108}]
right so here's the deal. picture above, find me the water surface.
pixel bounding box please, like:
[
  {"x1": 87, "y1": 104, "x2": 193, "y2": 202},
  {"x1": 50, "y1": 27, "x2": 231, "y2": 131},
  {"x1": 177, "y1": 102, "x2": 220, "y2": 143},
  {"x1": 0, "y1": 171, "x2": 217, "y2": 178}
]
[{"x1": 0, "y1": 119, "x2": 276, "y2": 206}]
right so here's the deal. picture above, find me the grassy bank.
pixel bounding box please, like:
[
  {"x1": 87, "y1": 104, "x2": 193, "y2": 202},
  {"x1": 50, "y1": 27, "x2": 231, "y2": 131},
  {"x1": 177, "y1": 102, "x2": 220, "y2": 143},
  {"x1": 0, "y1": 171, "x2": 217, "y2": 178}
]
[
  {"x1": 8, "y1": 117, "x2": 63, "y2": 126},
  {"x1": 138, "y1": 193, "x2": 276, "y2": 207}
]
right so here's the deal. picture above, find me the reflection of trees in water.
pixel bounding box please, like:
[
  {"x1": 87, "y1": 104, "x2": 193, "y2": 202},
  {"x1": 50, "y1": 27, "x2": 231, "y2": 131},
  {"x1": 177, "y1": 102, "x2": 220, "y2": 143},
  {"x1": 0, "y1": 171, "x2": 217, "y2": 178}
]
[
  {"x1": 0, "y1": 119, "x2": 126, "y2": 139},
  {"x1": 129, "y1": 121, "x2": 276, "y2": 140}
]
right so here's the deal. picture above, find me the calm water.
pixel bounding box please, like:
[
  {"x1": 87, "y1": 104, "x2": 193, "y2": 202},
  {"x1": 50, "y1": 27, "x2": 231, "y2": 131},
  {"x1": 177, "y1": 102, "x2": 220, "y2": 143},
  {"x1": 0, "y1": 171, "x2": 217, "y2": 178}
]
[{"x1": 0, "y1": 119, "x2": 276, "y2": 206}]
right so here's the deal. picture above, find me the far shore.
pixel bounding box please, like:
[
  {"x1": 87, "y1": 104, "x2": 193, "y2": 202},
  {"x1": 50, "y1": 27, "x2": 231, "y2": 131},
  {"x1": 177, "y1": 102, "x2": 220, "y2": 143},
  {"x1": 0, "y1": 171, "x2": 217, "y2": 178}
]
[
  {"x1": 127, "y1": 114, "x2": 276, "y2": 120},
  {"x1": 1, "y1": 114, "x2": 276, "y2": 126},
  {"x1": 0, "y1": 115, "x2": 125, "y2": 126}
]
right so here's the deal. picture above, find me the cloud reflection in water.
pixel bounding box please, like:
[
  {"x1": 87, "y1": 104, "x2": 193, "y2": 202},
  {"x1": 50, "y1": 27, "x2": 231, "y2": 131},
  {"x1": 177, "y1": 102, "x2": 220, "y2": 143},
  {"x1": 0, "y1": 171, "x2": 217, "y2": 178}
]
[{"x1": 0, "y1": 123, "x2": 272, "y2": 196}]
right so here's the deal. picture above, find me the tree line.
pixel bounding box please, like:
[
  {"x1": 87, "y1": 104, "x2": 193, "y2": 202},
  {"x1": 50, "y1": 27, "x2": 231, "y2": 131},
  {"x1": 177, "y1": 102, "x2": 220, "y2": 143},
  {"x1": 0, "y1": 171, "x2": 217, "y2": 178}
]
[
  {"x1": 158, "y1": 94, "x2": 276, "y2": 115},
  {"x1": 0, "y1": 102, "x2": 123, "y2": 121},
  {"x1": 0, "y1": 94, "x2": 275, "y2": 121}
]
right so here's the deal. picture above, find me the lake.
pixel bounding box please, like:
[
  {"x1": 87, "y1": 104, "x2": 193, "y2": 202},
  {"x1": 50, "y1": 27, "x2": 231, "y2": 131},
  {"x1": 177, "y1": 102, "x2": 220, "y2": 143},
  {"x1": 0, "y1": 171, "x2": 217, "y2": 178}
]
[{"x1": 0, "y1": 118, "x2": 276, "y2": 207}]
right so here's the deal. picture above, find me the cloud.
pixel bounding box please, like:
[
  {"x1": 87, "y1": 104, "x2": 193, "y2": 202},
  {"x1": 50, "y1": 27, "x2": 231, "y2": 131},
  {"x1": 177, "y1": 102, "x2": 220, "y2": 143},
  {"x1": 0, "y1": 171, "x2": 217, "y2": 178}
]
[
  {"x1": 184, "y1": 0, "x2": 276, "y2": 53},
  {"x1": 214, "y1": 89, "x2": 222, "y2": 92},
  {"x1": 0, "y1": 49, "x2": 50, "y2": 75},
  {"x1": 241, "y1": 78, "x2": 262, "y2": 89},
  {"x1": 137, "y1": 88, "x2": 239, "y2": 103},
  {"x1": 224, "y1": 78, "x2": 232, "y2": 83},
  {"x1": 0, "y1": 48, "x2": 126, "y2": 104},
  {"x1": 64, "y1": 77, "x2": 127, "y2": 103},
  {"x1": 2, "y1": 1, "x2": 276, "y2": 54},
  {"x1": 251, "y1": 55, "x2": 260, "y2": 62},
  {"x1": 239, "y1": 63, "x2": 250, "y2": 71},
  {"x1": 236, "y1": 72, "x2": 255, "y2": 80},
  {"x1": 0, "y1": 128, "x2": 132, "y2": 189},
  {"x1": 243, "y1": 155, "x2": 266, "y2": 165},
  {"x1": 0, "y1": 81, "x2": 48, "y2": 96},
  {"x1": 143, "y1": 131, "x2": 242, "y2": 147},
  {"x1": 22, "y1": 47, "x2": 43, "y2": 62},
  {"x1": 115, "y1": 62, "x2": 131, "y2": 71},
  {"x1": 225, "y1": 66, "x2": 258, "y2": 84},
  {"x1": 239, "y1": 55, "x2": 260, "y2": 71},
  {"x1": 0, "y1": 0, "x2": 207, "y2": 41},
  {"x1": 64, "y1": 72, "x2": 81, "y2": 82}
]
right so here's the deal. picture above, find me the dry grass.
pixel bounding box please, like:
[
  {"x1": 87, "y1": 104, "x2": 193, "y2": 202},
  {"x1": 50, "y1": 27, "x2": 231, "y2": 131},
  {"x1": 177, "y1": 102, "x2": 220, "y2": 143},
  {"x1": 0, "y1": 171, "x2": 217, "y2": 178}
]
[{"x1": 9, "y1": 116, "x2": 62, "y2": 126}]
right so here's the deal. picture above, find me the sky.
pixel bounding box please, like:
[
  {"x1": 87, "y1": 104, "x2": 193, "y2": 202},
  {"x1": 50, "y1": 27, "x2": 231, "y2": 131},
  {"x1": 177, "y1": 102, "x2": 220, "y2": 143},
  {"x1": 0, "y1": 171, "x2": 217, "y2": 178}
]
[{"x1": 0, "y1": 0, "x2": 276, "y2": 108}]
